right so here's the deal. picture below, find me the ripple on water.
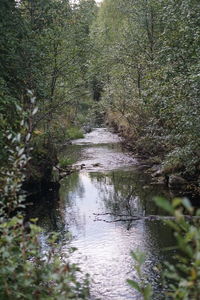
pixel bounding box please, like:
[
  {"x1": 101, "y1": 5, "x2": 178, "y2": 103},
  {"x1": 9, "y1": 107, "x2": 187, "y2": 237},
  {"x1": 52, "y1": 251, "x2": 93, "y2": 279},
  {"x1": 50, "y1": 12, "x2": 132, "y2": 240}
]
[{"x1": 59, "y1": 128, "x2": 173, "y2": 300}]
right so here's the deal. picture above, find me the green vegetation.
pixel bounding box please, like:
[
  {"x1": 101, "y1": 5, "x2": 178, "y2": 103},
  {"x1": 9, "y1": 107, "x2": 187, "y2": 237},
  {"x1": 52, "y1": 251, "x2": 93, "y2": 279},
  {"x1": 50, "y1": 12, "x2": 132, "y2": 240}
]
[
  {"x1": 129, "y1": 198, "x2": 200, "y2": 299},
  {"x1": 1, "y1": 0, "x2": 200, "y2": 298},
  {"x1": 0, "y1": 217, "x2": 89, "y2": 300},
  {"x1": 90, "y1": 0, "x2": 200, "y2": 182},
  {"x1": 156, "y1": 198, "x2": 200, "y2": 299},
  {"x1": 0, "y1": 0, "x2": 98, "y2": 184},
  {"x1": 0, "y1": 1, "x2": 97, "y2": 296},
  {"x1": 128, "y1": 251, "x2": 153, "y2": 300},
  {"x1": 59, "y1": 157, "x2": 76, "y2": 168},
  {"x1": 0, "y1": 113, "x2": 89, "y2": 299},
  {"x1": 66, "y1": 127, "x2": 84, "y2": 140},
  {"x1": 2, "y1": 0, "x2": 199, "y2": 181}
]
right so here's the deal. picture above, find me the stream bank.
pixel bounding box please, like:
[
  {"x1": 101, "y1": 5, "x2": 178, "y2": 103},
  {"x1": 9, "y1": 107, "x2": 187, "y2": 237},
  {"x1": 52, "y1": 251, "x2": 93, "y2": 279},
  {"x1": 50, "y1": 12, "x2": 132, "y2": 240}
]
[{"x1": 105, "y1": 112, "x2": 200, "y2": 200}]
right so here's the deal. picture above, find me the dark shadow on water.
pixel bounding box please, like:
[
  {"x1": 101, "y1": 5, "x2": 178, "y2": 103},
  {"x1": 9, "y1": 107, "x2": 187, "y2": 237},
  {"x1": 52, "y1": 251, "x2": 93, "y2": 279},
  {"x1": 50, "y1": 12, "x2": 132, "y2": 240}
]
[{"x1": 25, "y1": 183, "x2": 65, "y2": 233}]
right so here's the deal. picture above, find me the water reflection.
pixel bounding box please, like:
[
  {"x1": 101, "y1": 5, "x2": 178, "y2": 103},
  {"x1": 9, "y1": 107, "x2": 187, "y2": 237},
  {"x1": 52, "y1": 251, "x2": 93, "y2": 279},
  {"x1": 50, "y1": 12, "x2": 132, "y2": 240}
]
[
  {"x1": 25, "y1": 184, "x2": 65, "y2": 232},
  {"x1": 89, "y1": 170, "x2": 171, "y2": 219},
  {"x1": 60, "y1": 170, "x2": 174, "y2": 300},
  {"x1": 28, "y1": 128, "x2": 175, "y2": 300}
]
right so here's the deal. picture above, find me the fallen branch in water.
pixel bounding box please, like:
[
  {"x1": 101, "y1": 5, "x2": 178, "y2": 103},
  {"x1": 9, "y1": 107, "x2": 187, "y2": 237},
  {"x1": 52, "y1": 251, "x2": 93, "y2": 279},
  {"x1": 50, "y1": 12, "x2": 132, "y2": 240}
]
[
  {"x1": 93, "y1": 212, "x2": 132, "y2": 217},
  {"x1": 94, "y1": 217, "x2": 139, "y2": 223},
  {"x1": 94, "y1": 215, "x2": 200, "y2": 223}
]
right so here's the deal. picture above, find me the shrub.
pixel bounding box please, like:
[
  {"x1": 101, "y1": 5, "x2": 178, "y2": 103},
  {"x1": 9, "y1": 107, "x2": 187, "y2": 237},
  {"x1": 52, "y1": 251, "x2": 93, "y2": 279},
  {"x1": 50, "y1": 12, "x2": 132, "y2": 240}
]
[
  {"x1": 128, "y1": 197, "x2": 200, "y2": 299},
  {"x1": 0, "y1": 100, "x2": 89, "y2": 300},
  {"x1": 127, "y1": 251, "x2": 153, "y2": 300},
  {"x1": 0, "y1": 216, "x2": 89, "y2": 300}
]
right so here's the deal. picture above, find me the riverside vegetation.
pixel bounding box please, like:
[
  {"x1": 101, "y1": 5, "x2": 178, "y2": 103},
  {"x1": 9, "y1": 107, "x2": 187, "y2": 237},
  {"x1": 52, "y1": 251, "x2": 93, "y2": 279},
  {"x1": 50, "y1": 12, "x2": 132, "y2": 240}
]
[
  {"x1": 91, "y1": 0, "x2": 200, "y2": 191},
  {"x1": 1, "y1": 0, "x2": 200, "y2": 299},
  {"x1": 129, "y1": 197, "x2": 200, "y2": 300},
  {"x1": 0, "y1": 0, "x2": 96, "y2": 298}
]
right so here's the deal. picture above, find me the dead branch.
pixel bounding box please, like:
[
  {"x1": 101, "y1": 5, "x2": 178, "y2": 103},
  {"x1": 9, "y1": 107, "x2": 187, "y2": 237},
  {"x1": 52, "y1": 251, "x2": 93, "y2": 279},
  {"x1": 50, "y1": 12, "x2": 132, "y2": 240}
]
[{"x1": 94, "y1": 214, "x2": 200, "y2": 223}]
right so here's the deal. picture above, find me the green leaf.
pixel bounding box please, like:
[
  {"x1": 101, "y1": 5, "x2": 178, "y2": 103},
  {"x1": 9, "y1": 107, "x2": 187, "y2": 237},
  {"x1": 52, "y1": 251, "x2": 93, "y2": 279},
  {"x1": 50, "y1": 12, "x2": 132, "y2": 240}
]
[
  {"x1": 182, "y1": 198, "x2": 193, "y2": 213},
  {"x1": 127, "y1": 279, "x2": 141, "y2": 292},
  {"x1": 144, "y1": 284, "x2": 153, "y2": 300},
  {"x1": 172, "y1": 198, "x2": 182, "y2": 208},
  {"x1": 154, "y1": 197, "x2": 174, "y2": 214}
]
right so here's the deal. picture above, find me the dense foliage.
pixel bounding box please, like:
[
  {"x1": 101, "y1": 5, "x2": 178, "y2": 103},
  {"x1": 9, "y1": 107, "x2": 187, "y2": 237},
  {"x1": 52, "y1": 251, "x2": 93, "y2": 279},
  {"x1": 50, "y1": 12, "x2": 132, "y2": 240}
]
[
  {"x1": 129, "y1": 198, "x2": 200, "y2": 299},
  {"x1": 0, "y1": 97, "x2": 89, "y2": 299},
  {"x1": 0, "y1": 1, "x2": 96, "y2": 298},
  {"x1": 0, "y1": 217, "x2": 89, "y2": 300},
  {"x1": 157, "y1": 198, "x2": 200, "y2": 299},
  {"x1": 0, "y1": 0, "x2": 98, "y2": 183},
  {"x1": 90, "y1": 0, "x2": 200, "y2": 181},
  {"x1": 1, "y1": 0, "x2": 200, "y2": 298},
  {"x1": 2, "y1": 0, "x2": 199, "y2": 181}
]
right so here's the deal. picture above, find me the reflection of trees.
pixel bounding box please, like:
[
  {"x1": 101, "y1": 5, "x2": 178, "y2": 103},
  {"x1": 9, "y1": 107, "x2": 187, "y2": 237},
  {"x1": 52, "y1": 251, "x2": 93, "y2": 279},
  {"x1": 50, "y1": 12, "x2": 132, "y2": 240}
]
[
  {"x1": 60, "y1": 172, "x2": 85, "y2": 206},
  {"x1": 25, "y1": 171, "x2": 85, "y2": 234},
  {"x1": 89, "y1": 170, "x2": 175, "y2": 293},
  {"x1": 59, "y1": 172, "x2": 85, "y2": 235},
  {"x1": 142, "y1": 219, "x2": 175, "y2": 297},
  {"x1": 89, "y1": 170, "x2": 170, "y2": 217},
  {"x1": 26, "y1": 184, "x2": 64, "y2": 233}
]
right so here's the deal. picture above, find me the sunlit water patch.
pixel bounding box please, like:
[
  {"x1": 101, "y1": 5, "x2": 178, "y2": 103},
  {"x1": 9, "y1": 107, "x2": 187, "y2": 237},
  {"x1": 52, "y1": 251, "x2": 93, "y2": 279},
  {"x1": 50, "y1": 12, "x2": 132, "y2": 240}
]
[{"x1": 72, "y1": 128, "x2": 121, "y2": 145}]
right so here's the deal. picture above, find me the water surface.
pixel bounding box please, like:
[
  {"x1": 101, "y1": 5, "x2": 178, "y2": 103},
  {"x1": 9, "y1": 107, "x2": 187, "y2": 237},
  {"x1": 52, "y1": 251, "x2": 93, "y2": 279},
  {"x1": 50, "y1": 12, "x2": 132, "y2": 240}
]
[{"x1": 57, "y1": 128, "x2": 174, "y2": 300}]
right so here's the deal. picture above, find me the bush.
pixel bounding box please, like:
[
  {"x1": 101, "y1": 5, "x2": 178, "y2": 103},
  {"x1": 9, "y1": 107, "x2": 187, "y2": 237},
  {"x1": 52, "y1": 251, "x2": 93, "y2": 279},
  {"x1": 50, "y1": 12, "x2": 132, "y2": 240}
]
[
  {"x1": 0, "y1": 216, "x2": 89, "y2": 300},
  {"x1": 129, "y1": 197, "x2": 200, "y2": 300},
  {"x1": 127, "y1": 251, "x2": 153, "y2": 300},
  {"x1": 0, "y1": 104, "x2": 89, "y2": 300},
  {"x1": 156, "y1": 197, "x2": 200, "y2": 299}
]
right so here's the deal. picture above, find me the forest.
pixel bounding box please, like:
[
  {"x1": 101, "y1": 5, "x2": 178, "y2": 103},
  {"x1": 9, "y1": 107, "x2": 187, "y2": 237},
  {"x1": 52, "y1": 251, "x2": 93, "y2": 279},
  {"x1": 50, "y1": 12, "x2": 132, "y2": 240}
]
[{"x1": 0, "y1": 0, "x2": 200, "y2": 299}]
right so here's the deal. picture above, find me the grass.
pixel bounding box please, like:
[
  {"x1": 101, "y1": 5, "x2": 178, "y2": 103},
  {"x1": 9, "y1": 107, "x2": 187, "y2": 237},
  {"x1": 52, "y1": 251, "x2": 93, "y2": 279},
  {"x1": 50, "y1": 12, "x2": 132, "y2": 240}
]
[
  {"x1": 59, "y1": 157, "x2": 75, "y2": 168},
  {"x1": 66, "y1": 127, "x2": 84, "y2": 140}
]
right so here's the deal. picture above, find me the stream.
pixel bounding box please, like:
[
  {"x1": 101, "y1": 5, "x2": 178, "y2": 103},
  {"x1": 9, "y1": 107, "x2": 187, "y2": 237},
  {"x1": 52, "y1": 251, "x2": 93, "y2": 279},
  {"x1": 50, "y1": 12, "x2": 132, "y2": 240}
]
[{"x1": 29, "y1": 128, "x2": 175, "y2": 300}]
